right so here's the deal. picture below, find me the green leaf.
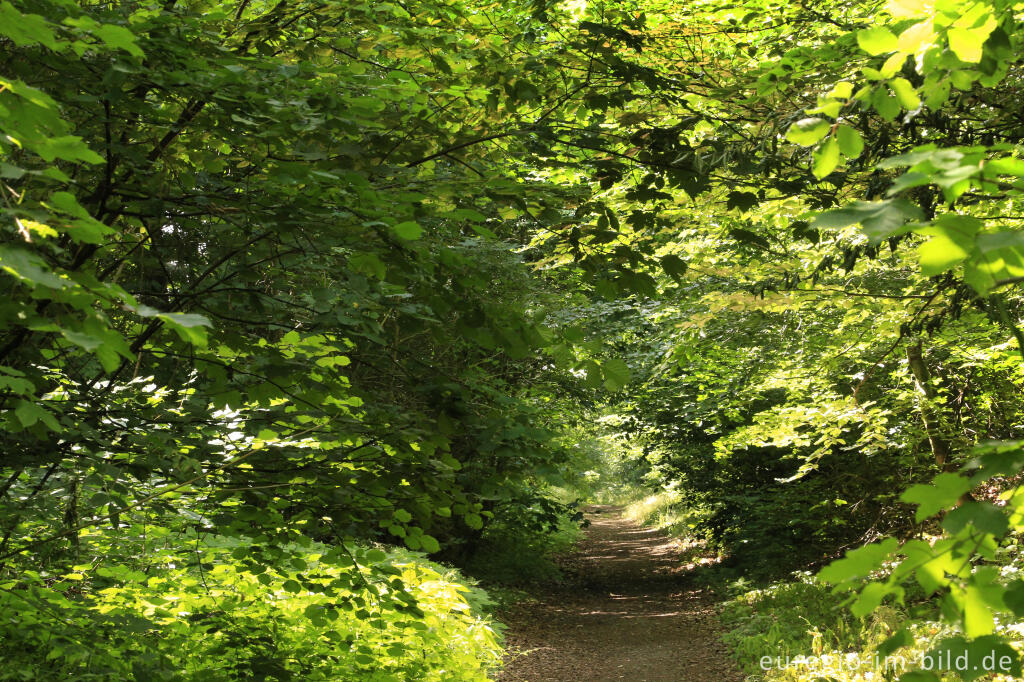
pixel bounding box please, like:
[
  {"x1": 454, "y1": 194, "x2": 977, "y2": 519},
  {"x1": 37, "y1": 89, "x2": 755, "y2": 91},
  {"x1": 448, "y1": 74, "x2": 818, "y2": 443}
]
[
  {"x1": 818, "y1": 537, "x2": 899, "y2": 586},
  {"x1": 129, "y1": 306, "x2": 211, "y2": 346},
  {"x1": 924, "y1": 78, "x2": 952, "y2": 108},
  {"x1": 948, "y1": 26, "x2": 990, "y2": 64},
  {"x1": 941, "y1": 502, "x2": 1008, "y2": 536},
  {"x1": 889, "y1": 78, "x2": 921, "y2": 110},
  {"x1": 582, "y1": 359, "x2": 603, "y2": 389},
  {"x1": 35, "y1": 136, "x2": 104, "y2": 165},
  {"x1": 829, "y1": 81, "x2": 855, "y2": 99},
  {"x1": 925, "y1": 636, "x2": 1019, "y2": 681},
  {"x1": 857, "y1": 27, "x2": 899, "y2": 55},
  {"x1": 836, "y1": 125, "x2": 864, "y2": 158},
  {"x1": 0, "y1": 246, "x2": 72, "y2": 289},
  {"x1": 0, "y1": 163, "x2": 24, "y2": 179},
  {"x1": 877, "y1": 145, "x2": 943, "y2": 169},
  {"x1": 48, "y1": 191, "x2": 91, "y2": 218},
  {"x1": 60, "y1": 328, "x2": 104, "y2": 352},
  {"x1": 392, "y1": 221, "x2": 424, "y2": 240},
  {"x1": 880, "y1": 52, "x2": 906, "y2": 79},
  {"x1": 887, "y1": 171, "x2": 931, "y2": 195},
  {"x1": 464, "y1": 512, "x2": 483, "y2": 530},
  {"x1": 927, "y1": 213, "x2": 982, "y2": 241},
  {"x1": 419, "y1": 534, "x2": 440, "y2": 553},
  {"x1": 513, "y1": 79, "x2": 539, "y2": 102},
  {"x1": 850, "y1": 581, "x2": 900, "y2": 617},
  {"x1": 904, "y1": 539, "x2": 964, "y2": 593},
  {"x1": 1002, "y1": 580, "x2": 1024, "y2": 616},
  {"x1": 949, "y1": 69, "x2": 976, "y2": 90},
  {"x1": 877, "y1": 627, "x2": 913, "y2": 658},
  {"x1": 901, "y1": 473, "x2": 973, "y2": 522},
  {"x1": 0, "y1": 372, "x2": 34, "y2": 396},
  {"x1": 786, "y1": 118, "x2": 830, "y2": 146},
  {"x1": 93, "y1": 24, "x2": 144, "y2": 57},
  {"x1": 962, "y1": 585, "x2": 995, "y2": 637},
  {"x1": 915, "y1": 213, "x2": 981, "y2": 276},
  {"x1": 602, "y1": 358, "x2": 631, "y2": 392},
  {"x1": 660, "y1": 254, "x2": 688, "y2": 282},
  {"x1": 812, "y1": 137, "x2": 840, "y2": 178},
  {"x1": 872, "y1": 87, "x2": 900, "y2": 121},
  {"x1": 917, "y1": 234, "x2": 970, "y2": 276},
  {"x1": 468, "y1": 222, "x2": 498, "y2": 238},
  {"x1": 812, "y1": 199, "x2": 923, "y2": 242},
  {"x1": 14, "y1": 400, "x2": 61, "y2": 430},
  {"x1": 984, "y1": 157, "x2": 1024, "y2": 176},
  {"x1": 729, "y1": 228, "x2": 770, "y2": 249},
  {"x1": 807, "y1": 98, "x2": 841, "y2": 118},
  {"x1": 349, "y1": 253, "x2": 386, "y2": 280},
  {"x1": 0, "y1": 3, "x2": 59, "y2": 50},
  {"x1": 726, "y1": 191, "x2": 759, "y2": 212},
  {"x1": 158, "y1": 313, "x2": 211, "y2": 346}
]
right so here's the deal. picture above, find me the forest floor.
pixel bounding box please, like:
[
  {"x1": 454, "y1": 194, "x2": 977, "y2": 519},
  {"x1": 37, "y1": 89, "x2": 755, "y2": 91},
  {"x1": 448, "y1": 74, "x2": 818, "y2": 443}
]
[{"x1": 496, "y1": 505, "x2": 745, "y2": 682}]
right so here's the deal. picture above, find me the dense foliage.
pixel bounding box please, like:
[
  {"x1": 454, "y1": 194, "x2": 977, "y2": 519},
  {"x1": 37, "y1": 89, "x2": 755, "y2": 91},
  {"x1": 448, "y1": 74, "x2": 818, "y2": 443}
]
[
  {"x1": 0, "y1": 0, "x2": 613, "y2": 677},
  {"x1": 7, "y1": 0, "x2": 1024, "y2": 679}
]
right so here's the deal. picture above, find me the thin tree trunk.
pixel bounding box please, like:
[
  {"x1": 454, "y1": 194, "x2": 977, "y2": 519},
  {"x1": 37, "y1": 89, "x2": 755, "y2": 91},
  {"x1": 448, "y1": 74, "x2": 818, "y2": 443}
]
[
  {"x1": 64, "y1": 477, "x2": 80, "y2": 561},
  {"x1": 906, "y1": 341, "x2": 953, "y2": 471}
]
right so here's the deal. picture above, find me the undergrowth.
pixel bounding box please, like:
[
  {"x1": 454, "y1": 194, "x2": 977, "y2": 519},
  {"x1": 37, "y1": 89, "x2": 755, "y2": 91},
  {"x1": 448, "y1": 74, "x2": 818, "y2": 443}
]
[
  {"x1": 717, "y1": 549, "x2": 1024, "y2": 681},
  {"x1": 718, "y1": 573, "x2": 908, "y2": 680},
  {"x1": 0, "y1": 537, "x2": 503, "y2": 681},
  {"x1": 624, "y1": 490, "x2": 694, "y2": 541},
  {"x1": 463, "y1": 502, "x2": 584, "y2": 588},
  {"x1": 614, "y1": 492, "x2": 1005, "y2": 682}
]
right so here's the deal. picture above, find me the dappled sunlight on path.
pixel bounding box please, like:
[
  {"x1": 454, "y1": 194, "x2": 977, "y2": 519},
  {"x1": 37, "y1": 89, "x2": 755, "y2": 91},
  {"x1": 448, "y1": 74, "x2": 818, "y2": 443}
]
[{"x1": 497, "y1": 506, "x2": 743, "y2": 682}]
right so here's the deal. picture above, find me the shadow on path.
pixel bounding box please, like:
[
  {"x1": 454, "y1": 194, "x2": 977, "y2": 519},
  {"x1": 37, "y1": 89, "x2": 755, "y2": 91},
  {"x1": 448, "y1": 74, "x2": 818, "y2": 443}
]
[{"x1": 496, "y1": 506, "x2": 744, "y2": 682}]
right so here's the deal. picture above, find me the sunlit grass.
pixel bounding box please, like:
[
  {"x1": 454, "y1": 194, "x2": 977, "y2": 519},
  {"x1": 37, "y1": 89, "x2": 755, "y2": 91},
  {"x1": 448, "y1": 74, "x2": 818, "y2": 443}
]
[{"x1": 624, "y1": 490, "x2": 693, "y2": 538}]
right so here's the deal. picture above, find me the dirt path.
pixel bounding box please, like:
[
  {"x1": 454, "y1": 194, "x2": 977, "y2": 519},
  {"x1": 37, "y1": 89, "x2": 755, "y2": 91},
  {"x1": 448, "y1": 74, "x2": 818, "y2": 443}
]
[{"x1": 496, "y1": 506, "x2": 744, "y2": 682}]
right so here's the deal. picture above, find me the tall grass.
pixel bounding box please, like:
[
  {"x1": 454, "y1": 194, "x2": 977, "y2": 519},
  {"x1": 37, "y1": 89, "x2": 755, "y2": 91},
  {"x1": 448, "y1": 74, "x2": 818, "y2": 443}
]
[{"x1": 623, "y1": 490, "x2": 693, "y2": 538}]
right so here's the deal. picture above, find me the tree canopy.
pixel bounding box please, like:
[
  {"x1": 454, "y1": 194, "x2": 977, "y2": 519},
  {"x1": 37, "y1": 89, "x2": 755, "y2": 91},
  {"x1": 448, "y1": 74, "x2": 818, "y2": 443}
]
[{"x1": 4, "y1": 0, "x2": 1024, "y2": 679}]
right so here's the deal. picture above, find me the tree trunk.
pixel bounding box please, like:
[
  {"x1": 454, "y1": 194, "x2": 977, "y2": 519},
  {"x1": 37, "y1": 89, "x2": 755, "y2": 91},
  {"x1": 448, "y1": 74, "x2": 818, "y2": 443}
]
[{"x1": 906, "y1": 341, "x2": 953, "y2": 471}]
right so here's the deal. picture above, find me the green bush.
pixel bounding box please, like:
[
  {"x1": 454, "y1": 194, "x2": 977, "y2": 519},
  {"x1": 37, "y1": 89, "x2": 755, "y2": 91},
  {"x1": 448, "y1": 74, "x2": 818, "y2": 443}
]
[
  {"x1": 0, "y1": 538, "x2": 502, "y2": 681},
  {"x1": 463, "y1": 505, "x2": 583, "y2": 585},
  {"x1": 718, "y1": 572, "x2": 963, "y2": 682}
]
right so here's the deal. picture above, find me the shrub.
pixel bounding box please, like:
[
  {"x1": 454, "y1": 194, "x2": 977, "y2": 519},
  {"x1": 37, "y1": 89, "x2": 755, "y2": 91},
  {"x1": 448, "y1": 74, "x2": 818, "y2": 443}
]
[{"x1": 0, "y1": 538, "x2": 502, "y2": 681}]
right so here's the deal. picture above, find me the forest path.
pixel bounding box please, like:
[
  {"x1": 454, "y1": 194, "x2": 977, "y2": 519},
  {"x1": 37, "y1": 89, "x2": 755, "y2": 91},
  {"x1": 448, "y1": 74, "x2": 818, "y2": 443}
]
[{"x1": 495, "y1": 506, "x2": 744, "y2": 682}]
